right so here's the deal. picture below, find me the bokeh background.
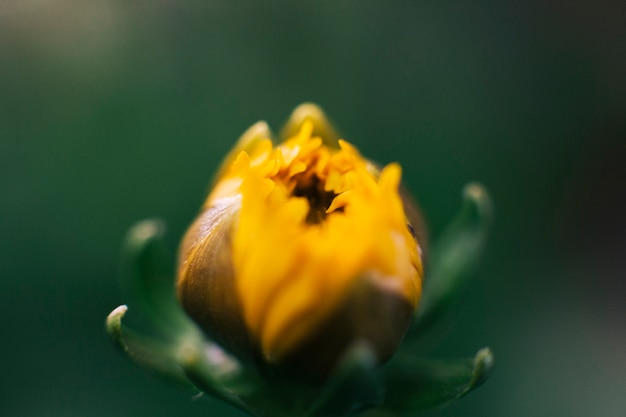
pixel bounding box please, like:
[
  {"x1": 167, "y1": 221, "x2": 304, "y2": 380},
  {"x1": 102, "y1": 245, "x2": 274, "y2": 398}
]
[{"x1": 1, "y1": 1, "x2": 624, "y2": 416}]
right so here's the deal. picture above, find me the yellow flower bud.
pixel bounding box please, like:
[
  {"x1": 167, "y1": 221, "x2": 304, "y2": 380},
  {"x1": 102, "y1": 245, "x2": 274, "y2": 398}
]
[{"x1": 176, "y1": 104, "x2": 425, "y2": 377}]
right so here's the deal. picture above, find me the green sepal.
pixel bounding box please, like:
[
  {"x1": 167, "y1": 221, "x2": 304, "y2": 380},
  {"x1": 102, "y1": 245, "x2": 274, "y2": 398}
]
[
  {"x1": 306, "y1": 342, "x2": 384, "y2": 417},
  {"x1": 108, "y1": 220, "x2": 248, "y2": 405},
  {"x1": 214, "y1": 121, "x2": 273, "y2": 186},
  {"x1": 281, "y1": 103, "x2": 341, "y2": 148},
  {"x1": 206, "y1": 342, "x2": 384, "y2": 417},
  {"x1": 371, "y1": 347, "x2": 494, "y2": 414},
  {"x1": 176, "y1": 337, "x2": 252, "y2": 413},
  {"x1": 120, "y1": 219, "x2": 191, "y2": 335},
  {"x1": 106, "y1": 304, "x2": 194, "y2": 387},
  {"x1": 411, "y1": 183, "x2": 492, "y2": 333}
]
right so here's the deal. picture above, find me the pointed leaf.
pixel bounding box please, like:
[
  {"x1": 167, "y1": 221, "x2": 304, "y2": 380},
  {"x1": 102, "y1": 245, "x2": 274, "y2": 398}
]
[
  {"x1": 121, "y1": 219, "x2": 193, "y2": 334},
  {"x1": 106, "y1": 305, "x2": 193, "y2": 386},
  {"x1": 413, "y1": 183, "x2": 492, "y2": 332},
  {"x1": 378, "y1": 347, "x2": 494, "y2": 413}
]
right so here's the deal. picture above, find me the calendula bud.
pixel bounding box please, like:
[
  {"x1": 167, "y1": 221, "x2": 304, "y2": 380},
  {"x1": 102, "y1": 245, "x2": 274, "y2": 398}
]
[{"x1": 176, "y1": 104, "x2": 425, "y2": 377}]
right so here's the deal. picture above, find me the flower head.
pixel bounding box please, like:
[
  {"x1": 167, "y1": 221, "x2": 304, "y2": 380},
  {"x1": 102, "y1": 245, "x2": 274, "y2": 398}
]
[
  {"x1": 177, "y1": 104, "x2": 424, "y2": 374},
  {"x1": 107, "y1": 103, "x2": 494, "y2": 417}
]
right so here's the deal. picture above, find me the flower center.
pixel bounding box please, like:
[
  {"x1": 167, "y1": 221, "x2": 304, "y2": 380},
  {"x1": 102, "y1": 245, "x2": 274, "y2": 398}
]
[{"x1": 292, "y1": 175, "x2": 341, "y2": 224}]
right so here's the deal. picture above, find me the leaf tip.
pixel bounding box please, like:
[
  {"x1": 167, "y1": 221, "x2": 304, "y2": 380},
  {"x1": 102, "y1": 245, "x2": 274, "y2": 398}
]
[
  {"x1": 125, "y1": 219, "x2": 165, "y2": 249},
  {"x1": 471, "y1": 347, "x2": 495, "y2": 390},
  {"x1": 462, "y1": 182, "x2": 493, "y2": 224},
  {"x1": 106, "y1": 304, "x2": 129, "y2": 350}
]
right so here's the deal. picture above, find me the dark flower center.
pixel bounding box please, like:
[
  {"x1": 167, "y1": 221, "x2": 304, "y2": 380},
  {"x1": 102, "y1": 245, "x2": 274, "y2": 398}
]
[{"x1": 292, "y1": 175, "x2": 341, "y2": 224}]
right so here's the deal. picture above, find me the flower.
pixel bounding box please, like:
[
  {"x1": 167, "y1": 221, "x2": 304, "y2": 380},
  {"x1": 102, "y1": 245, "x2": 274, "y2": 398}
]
[
  {"x1": 106, "y1": 104, "x2": 494, "y2": 417},
  {"x1": 176, "y1": 104, "x2": 424, "y2": 376}
]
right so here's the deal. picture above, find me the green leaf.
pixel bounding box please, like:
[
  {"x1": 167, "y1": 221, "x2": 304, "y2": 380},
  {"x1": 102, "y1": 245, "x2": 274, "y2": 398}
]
[
  {"x1": 374, "y1": 347, "x2": 494, "y2": 414},
  {"x1": 412, "y1": 183, "x2": 492, "y2": 333},
  {"x1": 106, "y1": 303, "x2": 250, "y2": 408},
  {"x1": 176, "y1": 337, "x2": 252, "y2": 414},
  {"x1": 106, "y1": 304, "x2": 193, "y2": 386},
  {"x1": 120, "y1": 219, "x2": 193, "y2": 335},
  {"x1": 109, "y1": 220, "x2": 250, "y2": 405}
]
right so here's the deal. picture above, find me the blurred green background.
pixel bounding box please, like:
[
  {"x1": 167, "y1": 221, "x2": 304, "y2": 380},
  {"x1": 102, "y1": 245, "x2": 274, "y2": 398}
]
[{"x1": 1, "y1": 1, "x2": 624, "y2": 416}]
